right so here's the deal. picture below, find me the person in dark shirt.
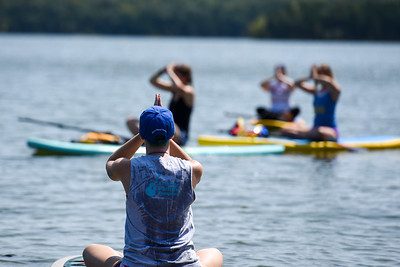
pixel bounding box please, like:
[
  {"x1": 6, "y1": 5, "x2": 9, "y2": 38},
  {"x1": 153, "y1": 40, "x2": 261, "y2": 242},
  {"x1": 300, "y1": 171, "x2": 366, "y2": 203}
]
[{"x1": 127, "y1": 63, "x2": 194, "y2": 146}]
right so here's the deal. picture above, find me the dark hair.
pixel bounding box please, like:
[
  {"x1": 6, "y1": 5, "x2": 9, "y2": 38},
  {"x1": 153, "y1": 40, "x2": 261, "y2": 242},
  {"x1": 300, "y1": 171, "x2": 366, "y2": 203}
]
[
  {"x1": 318, "y1": 64, "x2": 333, "y2": 78},
  {"x1": 147, "y1": 138, "x2": 169, "y2": 147},
  {"x1": 275, "y1": 64, "x2": 287, "y2": 75}
]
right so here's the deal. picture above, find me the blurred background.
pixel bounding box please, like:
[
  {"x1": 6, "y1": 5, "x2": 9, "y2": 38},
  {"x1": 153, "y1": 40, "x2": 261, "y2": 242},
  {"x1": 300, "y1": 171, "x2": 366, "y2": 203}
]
[
  {"x1": 0, "y1": 0, "x2": 399, "y2": 40},
  {"x1": 0, "y1": 1, "x2": 399, "y2": 266}
]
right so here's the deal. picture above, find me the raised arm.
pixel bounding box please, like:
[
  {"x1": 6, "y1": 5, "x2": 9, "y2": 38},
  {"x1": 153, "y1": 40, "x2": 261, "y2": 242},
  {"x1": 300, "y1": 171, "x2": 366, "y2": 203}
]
[
  {"x1": 313, "y1": 74, "x2": 341, "y2": 101},
  {"x1": 260, "y1": 77, "x2": 273, "y2": 92},
  {"x1": 169, "y1": 140, "x2": 203, "y2": 188},
  {"x1": 276, "y1": 72, "x2": 295, "y2": 90},
  {"x1": 107, "y1": 89, "x2": 163, "y2": 192},
  {"x1": 106, "y1": 134, "x2": 143, "y2": 181},
  {"x1": 294, "y1": 65, "x2": 318, "y2": 94},
  {"x1": 107, "y1": 94, "x2": 163, "y2": 180},
  {"x1": 166, "y1": 64, "x2": 186, "y2": 89},
  {"x1": 294, "y1": 77, "x2": 316, "y2": 95},
  {"x1": 149, "y1": 66, "x2": 176, "y2": 92},
  {"x1": 105, "y1": 134, "x2": 144, "y2": 194},
  {"x1": 166, "y1": 63, "x2": 195, "y2": 106}
]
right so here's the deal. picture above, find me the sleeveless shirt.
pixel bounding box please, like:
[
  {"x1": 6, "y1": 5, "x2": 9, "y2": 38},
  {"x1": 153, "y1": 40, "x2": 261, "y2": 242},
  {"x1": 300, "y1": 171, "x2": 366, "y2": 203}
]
[
  {"x1": 169, "y1": 96, "x2": 192, "y2": 134},
  {"x1": 269, "y1": 79, "x2": 292, "y2": 113},
  {"x1": 313, "y1": 89, "x2": 337, "y2": 128},
  {"x1": 121, "y1": 155, "x2": 200, "y2": 267}
]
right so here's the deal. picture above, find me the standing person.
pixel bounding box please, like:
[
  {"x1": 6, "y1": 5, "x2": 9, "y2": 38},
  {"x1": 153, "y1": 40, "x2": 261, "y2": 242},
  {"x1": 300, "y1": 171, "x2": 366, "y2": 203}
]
[
  {"x1": 126, "y1": 63, "x2": 194, "y2": 146},
  {"x1": 256, "y1": 64, "x2": 300, "y2": 122},
  {"x1": 281, "y1": 64, "x2": 341, "y2": 141},
  {"x1": 83, "y1": 94, "x2": 223, "y2": 267}
]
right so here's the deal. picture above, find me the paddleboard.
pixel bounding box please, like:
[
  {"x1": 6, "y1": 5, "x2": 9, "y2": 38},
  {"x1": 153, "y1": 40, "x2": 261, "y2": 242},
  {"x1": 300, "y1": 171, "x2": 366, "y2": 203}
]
[
  {"x1": 51, "y1": 255, "x2": 85, "y2": 267},
  {"x1": 27, "y1": 137, "x2": 284, "y2": 156},
  {"x1": 198, "y1": 134, "x2": 400, "y2": 152}
]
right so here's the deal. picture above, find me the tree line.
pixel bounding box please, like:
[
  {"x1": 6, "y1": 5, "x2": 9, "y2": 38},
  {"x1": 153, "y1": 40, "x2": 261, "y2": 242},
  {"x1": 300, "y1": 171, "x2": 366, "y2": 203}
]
[{"x1": 0, "y1": 0, "x2": 399, "y2": 40}]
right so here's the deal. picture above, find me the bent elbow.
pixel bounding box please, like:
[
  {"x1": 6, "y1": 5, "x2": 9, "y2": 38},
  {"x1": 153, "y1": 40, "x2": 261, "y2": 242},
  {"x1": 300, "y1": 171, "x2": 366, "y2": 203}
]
[{"x1": 106, "y1": 162, "x2": 118, "y2": 181}]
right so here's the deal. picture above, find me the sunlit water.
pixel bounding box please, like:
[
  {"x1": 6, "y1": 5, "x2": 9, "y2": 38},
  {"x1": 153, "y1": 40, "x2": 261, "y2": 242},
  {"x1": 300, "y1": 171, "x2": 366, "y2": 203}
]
[{"x1": 0, "y1": 34, "x2": 399, "y2": 266}]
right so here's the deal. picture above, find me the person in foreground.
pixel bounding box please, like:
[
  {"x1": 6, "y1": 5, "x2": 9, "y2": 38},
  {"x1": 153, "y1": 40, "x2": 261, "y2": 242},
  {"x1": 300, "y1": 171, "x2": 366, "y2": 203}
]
[
  {"x1": 127, "y1": 63, "x2": 194, "y2": 146},
  {"x1": 256, "y1": 64, "x2": 300, "y2": 122},
  {"x1": 281, "y1": 64, "x2": 341, "y2": 141},
  {"x1": 83, "y1": 94, "x2": 223, "y2": 267}
]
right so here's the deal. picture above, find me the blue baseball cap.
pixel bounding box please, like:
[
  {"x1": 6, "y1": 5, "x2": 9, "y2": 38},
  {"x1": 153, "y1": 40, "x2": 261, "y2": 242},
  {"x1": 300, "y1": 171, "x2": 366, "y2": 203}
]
[{"x1": 139, "y1": 106, "x2": 175, "y2": 144}]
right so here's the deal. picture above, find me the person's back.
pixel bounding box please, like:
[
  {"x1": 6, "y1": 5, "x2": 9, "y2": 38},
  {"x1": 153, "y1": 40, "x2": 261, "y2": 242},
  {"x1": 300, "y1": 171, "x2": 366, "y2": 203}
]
[
  {"x1": 169, "y1": 96, "x2": 192, "y2": 136},
  {"x1": 123, "y1": 154, "x2": 199, "y2": 266}
]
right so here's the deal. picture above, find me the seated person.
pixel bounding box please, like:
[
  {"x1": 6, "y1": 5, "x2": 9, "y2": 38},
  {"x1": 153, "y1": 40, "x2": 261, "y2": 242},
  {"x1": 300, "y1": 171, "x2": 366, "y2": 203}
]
[
  {"x1": 281, "y1": 64, "x2": 341, "y2": 141},
  {"x1": 127, "y1": 63, "x2": 194, "y2": 146},
  {"x1": 83, "y1": 94, "x2": 223, "y2": 267},
  {"x1": 257, "y1": 64, "x2": 300, "y2": 122}
]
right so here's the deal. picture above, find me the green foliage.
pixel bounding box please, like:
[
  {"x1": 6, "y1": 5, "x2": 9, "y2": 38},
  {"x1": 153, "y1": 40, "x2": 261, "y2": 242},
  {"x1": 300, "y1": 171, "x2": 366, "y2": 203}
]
[
  {"x1": 0, "y1": 0, "x2": 399, "y2": 40},
  {"x1": 248, "y1": 15, "x2": 269, "y2": 38}
]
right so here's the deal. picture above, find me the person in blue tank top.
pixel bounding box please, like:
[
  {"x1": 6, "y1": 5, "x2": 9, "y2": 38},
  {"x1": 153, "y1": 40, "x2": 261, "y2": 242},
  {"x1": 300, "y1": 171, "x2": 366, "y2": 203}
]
[
  {"x1": 83, "y1": 94, "x2": 223, "y2": 267},
  {"x1": 126, "y1": 63, "x2": 194, "y2": 146},
  {"x1": 281, "y1": 64, "x2": 341, "y2": 141}
]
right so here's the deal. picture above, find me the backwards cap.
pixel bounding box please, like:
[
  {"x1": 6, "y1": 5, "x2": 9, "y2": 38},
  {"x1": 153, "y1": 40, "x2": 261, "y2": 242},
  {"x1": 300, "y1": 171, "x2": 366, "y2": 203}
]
[{"x1": 139, "y1": 106, "x2": 175, "y2": 144}]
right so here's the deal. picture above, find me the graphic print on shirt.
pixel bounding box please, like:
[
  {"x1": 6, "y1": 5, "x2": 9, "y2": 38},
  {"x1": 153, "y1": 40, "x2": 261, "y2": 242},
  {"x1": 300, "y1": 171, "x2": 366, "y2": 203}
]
[{"x1": 145, "y1": 177, "x2": 180, "y2": 198}]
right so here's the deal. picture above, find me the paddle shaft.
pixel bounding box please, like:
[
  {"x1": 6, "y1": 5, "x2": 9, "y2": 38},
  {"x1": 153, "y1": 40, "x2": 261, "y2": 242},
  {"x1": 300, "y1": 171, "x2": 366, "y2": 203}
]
[
  {"x1": 18, "y1": 117, "x2": 131, "y2": 141},
  {"x1": 224, "y1": 111, "x2": 254, "y2": 119}
]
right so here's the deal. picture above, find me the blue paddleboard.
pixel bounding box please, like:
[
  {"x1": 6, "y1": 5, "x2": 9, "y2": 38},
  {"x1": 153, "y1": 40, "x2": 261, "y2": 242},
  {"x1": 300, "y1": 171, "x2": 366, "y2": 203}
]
[{"x1": 27, "y1": 137, "x2": 284, "y2": 156}]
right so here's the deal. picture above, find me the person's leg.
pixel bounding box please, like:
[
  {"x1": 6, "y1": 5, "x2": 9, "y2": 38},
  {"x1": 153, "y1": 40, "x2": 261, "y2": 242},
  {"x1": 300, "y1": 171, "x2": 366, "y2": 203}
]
[
  {"x1": 317, "y1": 126, "x2": 338, "y2": 141},
  {"x1": 299, "y1": 127, "x2": 338, "y2": 141},
  {"x1": 197, "y1": 248, "x2": 223, "y2": 267},
  {"x1": 280, "y1": 123, "x2": 310, "y2": 139},
  {"x1": 256, "y1": 107, "x2": 280, "y2": 120},
  {"x1": 83, "y1": 244, "x2": 122, "y2": 267},
  {"x1": 126, "y1": 117, "x2": 140, "y2": 135}
]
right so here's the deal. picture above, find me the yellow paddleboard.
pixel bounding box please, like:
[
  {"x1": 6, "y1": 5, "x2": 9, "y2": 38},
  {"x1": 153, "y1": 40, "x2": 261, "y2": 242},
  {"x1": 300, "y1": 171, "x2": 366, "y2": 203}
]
[{"x1": 198, "y1": 135, "x2": 400, "y2": 152}]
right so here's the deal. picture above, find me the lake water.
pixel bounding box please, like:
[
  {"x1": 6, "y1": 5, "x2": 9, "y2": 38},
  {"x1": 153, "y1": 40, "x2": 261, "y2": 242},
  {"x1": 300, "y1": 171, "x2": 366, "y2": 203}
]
[{"x1": 0, "y1": 34, "x2": 399, "y2": 266}]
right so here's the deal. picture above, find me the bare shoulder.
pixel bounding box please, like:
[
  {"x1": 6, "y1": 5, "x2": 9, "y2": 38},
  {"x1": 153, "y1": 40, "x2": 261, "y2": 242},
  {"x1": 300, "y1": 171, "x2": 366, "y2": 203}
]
[{"x1": 179, "y1": 85, "x2": 195, "y2": 106}]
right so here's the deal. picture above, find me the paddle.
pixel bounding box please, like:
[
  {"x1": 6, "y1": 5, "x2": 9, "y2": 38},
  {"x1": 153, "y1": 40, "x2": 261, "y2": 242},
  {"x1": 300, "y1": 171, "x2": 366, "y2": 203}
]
[
  {"x1": 223, "y1": 111, "x2": 254, "y2": 119},
  {"x1": 18, "y1": 116, "x2": 131, "y2": 142}
]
